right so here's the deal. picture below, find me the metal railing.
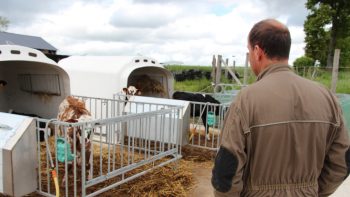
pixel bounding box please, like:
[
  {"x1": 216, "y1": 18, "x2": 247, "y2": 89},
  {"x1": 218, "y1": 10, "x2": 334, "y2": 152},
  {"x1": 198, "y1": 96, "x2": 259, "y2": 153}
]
[
  {"x1": 112, "y1": 92, "x2": 237, "y2": 151},
  {"x1": 186, "y1": 101, "x2": 230, "y2": 150},
  {"x1": 35, "y1": 96, "x2": 182, "y2": 197}
]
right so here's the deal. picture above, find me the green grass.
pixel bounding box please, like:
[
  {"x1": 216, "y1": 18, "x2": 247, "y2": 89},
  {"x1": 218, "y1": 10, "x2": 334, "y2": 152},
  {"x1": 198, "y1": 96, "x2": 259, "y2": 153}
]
[
  {"x1": 167, "y1": 65, "x2": 350, "y2": 94},
  {"x1": 174, "y1": 78, "x2": 213, "y2": 92},
  {"x1": 296, "y1": 69, "x2": 350, "y2": 94},
  {"x1": 165, "y1": 65, "x2": 212, "y2": 72}
]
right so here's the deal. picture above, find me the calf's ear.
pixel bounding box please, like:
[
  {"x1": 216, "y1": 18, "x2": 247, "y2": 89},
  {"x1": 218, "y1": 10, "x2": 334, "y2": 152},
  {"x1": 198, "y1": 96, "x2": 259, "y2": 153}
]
[
  {"x1": 122, "y1": 88, "x2": 128, "y2": 93},
  {"x1": 136, "y1": 90, "x2": 141, "y2": 95}
]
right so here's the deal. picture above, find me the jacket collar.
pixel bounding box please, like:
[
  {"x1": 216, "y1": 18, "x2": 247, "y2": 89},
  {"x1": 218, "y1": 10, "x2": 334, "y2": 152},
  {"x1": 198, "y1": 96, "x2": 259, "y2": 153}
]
[{"x1": 257, "y1": 64, "x2": 292, "y2": 81}]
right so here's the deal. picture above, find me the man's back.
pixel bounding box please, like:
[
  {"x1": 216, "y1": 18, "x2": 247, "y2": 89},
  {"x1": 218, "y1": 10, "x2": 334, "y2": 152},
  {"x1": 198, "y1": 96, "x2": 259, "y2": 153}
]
[
  {"x1": 234, "y1": 64, "x2": 349, "y2": 196},
  {"x1": 212, "y1": 19, "x2": 349, "y2": 197}
]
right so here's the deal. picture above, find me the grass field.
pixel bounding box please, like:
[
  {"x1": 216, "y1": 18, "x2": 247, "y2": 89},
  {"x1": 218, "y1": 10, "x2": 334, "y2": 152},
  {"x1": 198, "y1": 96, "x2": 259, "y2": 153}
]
[{"x1": 165, "y1": 65, "x2": 350, "y2": 94}]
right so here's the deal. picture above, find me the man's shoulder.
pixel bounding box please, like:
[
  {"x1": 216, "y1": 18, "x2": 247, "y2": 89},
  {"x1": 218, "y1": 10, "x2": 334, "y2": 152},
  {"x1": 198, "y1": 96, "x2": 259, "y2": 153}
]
[{"x1": 236, "y1": 72, "x2": 331, "y2": 102}]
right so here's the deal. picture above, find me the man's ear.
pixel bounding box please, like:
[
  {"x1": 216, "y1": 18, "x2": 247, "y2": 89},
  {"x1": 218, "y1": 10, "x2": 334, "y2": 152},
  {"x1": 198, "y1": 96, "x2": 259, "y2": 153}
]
[{"x1": 254, "y1": 45, "x2": 264, "y2": 61}]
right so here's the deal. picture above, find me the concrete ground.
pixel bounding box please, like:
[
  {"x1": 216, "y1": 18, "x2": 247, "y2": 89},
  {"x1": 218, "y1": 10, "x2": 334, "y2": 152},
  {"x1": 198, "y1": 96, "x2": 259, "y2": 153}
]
[
  {"x1": 189, "y1": 166, "x2": 350, "y2": 197},
  {"x1": 189, "y1": 166, "x2": 214, "y2": 197},
  {"x1": 330, "y1": 176, "x2": 350, "y2": 197}
]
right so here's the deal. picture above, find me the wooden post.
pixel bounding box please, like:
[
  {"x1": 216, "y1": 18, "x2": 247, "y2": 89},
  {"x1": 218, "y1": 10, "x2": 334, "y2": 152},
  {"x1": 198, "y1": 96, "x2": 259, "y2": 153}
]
[
  {"x1": 216, "y1": 55, "x2": 222, "y2": 87},
  {"x1": 244, "y1": 52, "x2": 249, "y2": 86},
  {"x1": 331, "y1": 49, "x2": 340, "y2": 93},
  {"x1": 222, "y1": 58, "x2": 242, "y2": 85},
  {"x1": 211, "y1": 55, "x2": 216, "y2": 85},
  {"x1": 225, "y1": 58, "x2": 229, "y2": 78}
]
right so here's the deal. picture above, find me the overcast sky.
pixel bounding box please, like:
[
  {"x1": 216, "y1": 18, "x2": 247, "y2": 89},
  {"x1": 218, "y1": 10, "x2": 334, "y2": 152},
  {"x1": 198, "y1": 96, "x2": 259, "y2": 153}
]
[{"x1": 0, "y1": 0, "x2": 308, "y2": 66}]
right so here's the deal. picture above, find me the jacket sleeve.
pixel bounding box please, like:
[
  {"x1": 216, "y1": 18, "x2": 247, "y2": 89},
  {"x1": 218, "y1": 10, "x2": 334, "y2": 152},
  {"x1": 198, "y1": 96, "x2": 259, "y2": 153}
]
[
  {"x1": 212, "y1": 102, "x2": 248, "y2": 197},
  {"x1": 318, "y1": 110, "x2": 350, "y2": 197}
]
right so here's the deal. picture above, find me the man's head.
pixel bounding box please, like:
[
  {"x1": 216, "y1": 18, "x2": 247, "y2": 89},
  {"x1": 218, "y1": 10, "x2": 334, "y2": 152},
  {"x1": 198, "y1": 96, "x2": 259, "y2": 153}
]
[{"x1": 248, "y1": 19, "x2": 291, "y2": 76}]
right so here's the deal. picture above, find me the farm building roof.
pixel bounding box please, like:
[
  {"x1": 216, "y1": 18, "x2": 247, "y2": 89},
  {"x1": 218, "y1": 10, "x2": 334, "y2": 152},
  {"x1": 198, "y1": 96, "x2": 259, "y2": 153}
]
[{"x1": 0, "y1": 32, "x2": 57, "y2": 51}]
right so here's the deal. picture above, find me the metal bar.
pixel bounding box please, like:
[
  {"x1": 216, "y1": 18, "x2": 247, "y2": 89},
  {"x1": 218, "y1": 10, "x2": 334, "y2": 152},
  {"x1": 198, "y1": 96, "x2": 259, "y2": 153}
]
[
  {"x1": 147, "y1": 115, "x2": 151, "y2": 159},
  {"x1": 82, "y1": 124, "x2": 86, "y2": 197},
  {"x1": 107, "y1": 125, "x2": 111, "y2": 174},
  {"x1": 74, "y1": 126, "x2": 77, "y2": 197},
  {"x1": 64, "y1": 127, "x2": 68, "y2": 197},
  {"x1": 85, "y1": 156, "x2": 181, "y2": 197},
  {"x1": 86, "y1": 149, "x2": 178, "y2": 187}
]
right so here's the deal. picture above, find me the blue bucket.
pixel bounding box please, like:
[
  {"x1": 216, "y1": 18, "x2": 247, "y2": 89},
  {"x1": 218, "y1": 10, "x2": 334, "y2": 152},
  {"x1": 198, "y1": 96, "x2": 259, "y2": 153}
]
[{"x1": 56, "y1": 137, "x2": 75, "y2": 162}]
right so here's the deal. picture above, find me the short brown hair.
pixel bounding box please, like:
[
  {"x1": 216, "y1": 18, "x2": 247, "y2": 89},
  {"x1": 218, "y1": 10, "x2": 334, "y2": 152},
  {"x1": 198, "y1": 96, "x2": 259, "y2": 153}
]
[{"x1": 248, "y1": 19, "x2": 291, "y2": 59}]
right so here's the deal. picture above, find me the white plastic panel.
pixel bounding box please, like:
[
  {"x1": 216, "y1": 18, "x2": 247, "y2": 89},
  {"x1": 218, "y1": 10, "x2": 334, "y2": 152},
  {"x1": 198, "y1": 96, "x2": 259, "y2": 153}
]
[{"x1": 0, "y1": 112, "x2": 26, "y2": 148}]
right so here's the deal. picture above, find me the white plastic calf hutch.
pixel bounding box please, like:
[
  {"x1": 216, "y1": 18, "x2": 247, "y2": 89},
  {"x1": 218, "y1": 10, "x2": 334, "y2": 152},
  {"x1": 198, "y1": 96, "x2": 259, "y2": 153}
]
[
  {"x1": 0, "y1": 112, "x2": 37, "y2": 197},
  {"x1": 0, "y1": 44, "x2": 70, "y2": 196},
  {"x1": 58, "y1": 56, "x2": 174, "y2": 99},
  {"x1": 0, "y1": 45, "x2": 70, "y2": 118}
]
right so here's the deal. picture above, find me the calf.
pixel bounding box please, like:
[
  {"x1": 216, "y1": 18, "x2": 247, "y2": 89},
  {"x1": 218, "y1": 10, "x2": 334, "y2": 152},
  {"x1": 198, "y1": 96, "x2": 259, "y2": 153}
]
[
  {"x1": 122, "y1": 86, "x2": 141, "y2": 98},
  {"x1": 57, "y1": 96, "x2": 93, "y2": 186},
  {"x1": 172, "y1": 91, "x2": 221, "y2": 139},
  {"x1": 121, "y1": 86, "x2": 142, "y2": 108}
]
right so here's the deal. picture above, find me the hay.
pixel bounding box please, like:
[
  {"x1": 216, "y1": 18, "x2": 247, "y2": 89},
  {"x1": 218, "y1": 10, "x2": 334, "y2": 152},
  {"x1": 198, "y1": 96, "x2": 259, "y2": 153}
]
[
  {"x1": 131, "y1": 75, "x2": 166, "y2": 96},
  {"x1": 189, "y1": 124, "x2": 220, "y2": 137},
  {"x1": 181, "y1": 145, "x2": 216, "y2": 163},
  {"x1": 27, "y1": 137, "x2": 204, "y2": 197}
]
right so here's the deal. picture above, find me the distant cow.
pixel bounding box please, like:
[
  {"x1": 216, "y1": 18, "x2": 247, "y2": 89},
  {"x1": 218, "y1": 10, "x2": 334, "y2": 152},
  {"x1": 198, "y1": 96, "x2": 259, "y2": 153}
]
[
  {"x1": 122, "y1": 86, "x2": 141, "y2": 97},
  {"x1": 121, "y1": 86, "x2": 142, "y2": 108},
  {"x1": 57, "y1": 96, "x2": 93, "y2": 186},
  {"x1": 172, "y1": 91, "x2": 221, "y2": 138}
]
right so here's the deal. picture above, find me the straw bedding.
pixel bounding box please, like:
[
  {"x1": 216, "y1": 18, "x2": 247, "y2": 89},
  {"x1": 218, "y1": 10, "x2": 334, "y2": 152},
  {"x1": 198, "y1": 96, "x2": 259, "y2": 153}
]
[{"x1": 24, "y1": 138, "x2": 215, "y2": 197}]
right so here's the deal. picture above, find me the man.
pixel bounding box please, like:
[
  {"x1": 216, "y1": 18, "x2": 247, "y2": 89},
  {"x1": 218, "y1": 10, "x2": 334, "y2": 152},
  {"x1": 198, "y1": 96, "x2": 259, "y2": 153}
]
[{"x1": 211, "y1": 19, "x2": 350, "y2": 196}]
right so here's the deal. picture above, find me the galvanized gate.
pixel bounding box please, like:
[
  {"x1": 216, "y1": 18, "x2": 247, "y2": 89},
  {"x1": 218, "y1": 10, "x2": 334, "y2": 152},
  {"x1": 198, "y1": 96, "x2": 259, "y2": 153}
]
[
  {"x1": 181, "y1": 92, "x2": 237, "y2": 151},
  {"x1": 186, "y1": 101, "x2": 230, "y2": 150},
  {"x1": 35, "y1": 96, "x2": 182, "y2": 197},
  {"x1": 113, "y1": 92, "x2": 237, "y2": 151}
]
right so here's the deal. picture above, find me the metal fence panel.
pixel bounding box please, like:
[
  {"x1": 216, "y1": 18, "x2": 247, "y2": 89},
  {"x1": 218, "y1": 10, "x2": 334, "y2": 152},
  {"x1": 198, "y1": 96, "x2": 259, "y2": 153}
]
[{"x1": 35, "y1": 96, "x2": 182, "y2": 197}]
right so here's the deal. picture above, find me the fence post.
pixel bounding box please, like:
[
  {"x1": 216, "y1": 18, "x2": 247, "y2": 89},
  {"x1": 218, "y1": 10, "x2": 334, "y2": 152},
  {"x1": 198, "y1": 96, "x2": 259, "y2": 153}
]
[
  {"x1": 216, "y1": 55, "x2": 222, "y2": 87},
  {"x1": 331, "y1": 49, "x2": 340, "y2": 93},
  {"x1": 211, "y1": 55, "x2": 216, "y2": 86},
  {"x1": 244, "y1": 52, "x2": 249, "y2": 86},
  {"x1": 233, "y1": 60, "x2": 236, "y2": 71},
  {"x1": 225, "y1": 58, "x2": 229, "y2": 78}
]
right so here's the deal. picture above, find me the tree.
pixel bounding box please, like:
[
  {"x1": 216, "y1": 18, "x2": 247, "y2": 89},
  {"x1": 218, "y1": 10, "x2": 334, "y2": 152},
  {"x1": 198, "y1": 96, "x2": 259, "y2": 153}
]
[
  {"x1": 304, "y1": 0, "x2": 350, "y2": 67},
  {"x1": 0, "y1": 16, "x2": 9, "y2": 31},
  {"x1": 293, "y1": 56, "x2": 315, "y2": 68}
]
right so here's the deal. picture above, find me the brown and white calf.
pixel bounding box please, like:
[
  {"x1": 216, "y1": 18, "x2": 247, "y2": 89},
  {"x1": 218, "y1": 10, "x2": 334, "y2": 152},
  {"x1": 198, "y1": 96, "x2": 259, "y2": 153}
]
[
  {"x1": 122, "y1": 86, "x2": 141, "y2": 97},
  {"x1": 121, "y1": 86, "x2": 141, "y2": 108},
  {"x1": 57, "y1": 96, "x2": 93, "y2": 185}
]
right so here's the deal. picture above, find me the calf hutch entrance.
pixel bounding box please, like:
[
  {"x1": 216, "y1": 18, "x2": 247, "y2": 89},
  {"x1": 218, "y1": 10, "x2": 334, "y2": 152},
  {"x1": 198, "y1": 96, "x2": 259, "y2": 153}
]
[
  {"x1": 58, "y1": 56, "x2": 174, "y2": 99},
  {"x1": 0, "y1": 45, "x2": 70, "y2": 119}
]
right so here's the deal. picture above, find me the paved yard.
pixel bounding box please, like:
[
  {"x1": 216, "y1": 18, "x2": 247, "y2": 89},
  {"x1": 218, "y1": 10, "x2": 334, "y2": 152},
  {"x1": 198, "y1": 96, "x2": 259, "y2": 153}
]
[{"x1": 189, "y1": 164, "x2": 350, "y2": 197}]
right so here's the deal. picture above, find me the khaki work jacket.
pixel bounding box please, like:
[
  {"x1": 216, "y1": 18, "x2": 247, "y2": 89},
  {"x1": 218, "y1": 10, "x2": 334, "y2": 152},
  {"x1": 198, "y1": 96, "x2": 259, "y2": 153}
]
[{"x1": 212, "y1": 64, "x2": 350, "y2": 197}]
